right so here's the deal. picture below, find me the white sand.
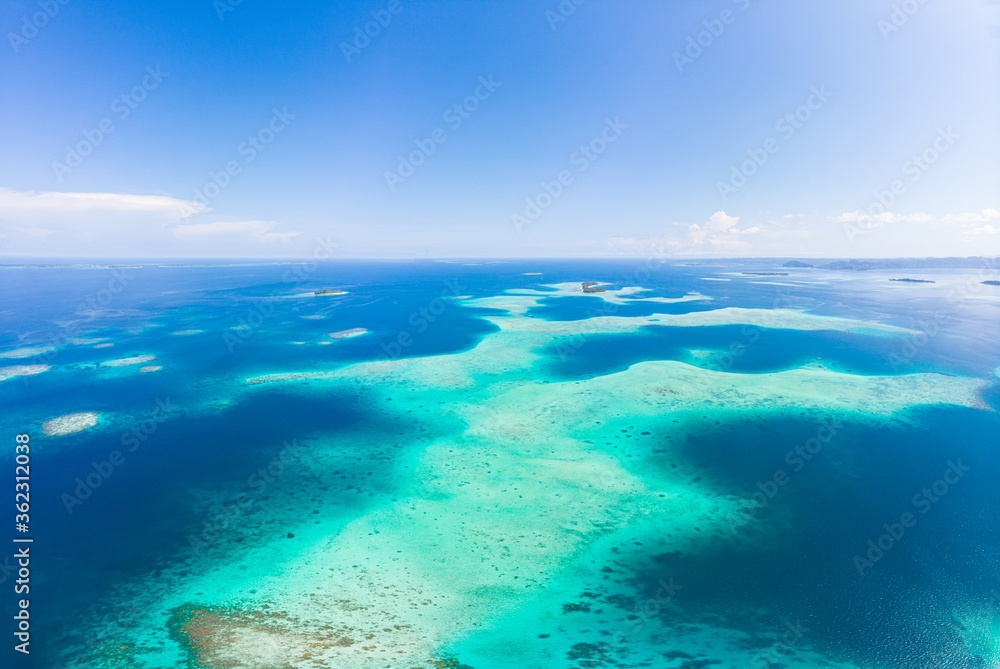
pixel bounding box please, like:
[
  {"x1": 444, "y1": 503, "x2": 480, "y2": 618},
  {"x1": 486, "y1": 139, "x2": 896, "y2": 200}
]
[
  {"x1": 0, "y1": 365, "x2": 50, "y2": 382},
  {"x1": 531, "y1": 282, "x2": 713, "y2": 306},
  {"x1": 71, "y1": 284, "x2": 996, "y2": 668},
  {"x1": 42, "y1": 412, "x2": 98, "y2": 436},
  {"x1": 328, "y1": 328, "x2": 368, "y2": 339},
  {"x1": 0, "y1": 345, "x2": 55, "y2": 359},
  {"x1": 101, "y1": 355, "x2": 156, "y2": 367}
]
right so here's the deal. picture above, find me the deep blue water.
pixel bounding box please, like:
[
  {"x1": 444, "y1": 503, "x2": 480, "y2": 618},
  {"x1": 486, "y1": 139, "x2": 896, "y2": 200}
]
[
  {"x1": 648, "y1": 405, "x2": 1000, "y2": 668},
  {"x1": 0, "y1": 260, "x2": 997, "y2": 668}
]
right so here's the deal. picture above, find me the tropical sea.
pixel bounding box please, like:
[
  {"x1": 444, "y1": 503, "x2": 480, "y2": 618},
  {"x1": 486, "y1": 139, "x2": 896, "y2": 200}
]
[{"x1": 0, "y1": 259, "x2": 998, "y2": 669}]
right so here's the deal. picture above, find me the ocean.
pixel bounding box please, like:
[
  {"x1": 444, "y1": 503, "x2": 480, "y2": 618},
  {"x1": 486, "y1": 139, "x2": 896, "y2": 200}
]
[{"x1": 0, "y1": 259, "x2": 997, "y2": 668}]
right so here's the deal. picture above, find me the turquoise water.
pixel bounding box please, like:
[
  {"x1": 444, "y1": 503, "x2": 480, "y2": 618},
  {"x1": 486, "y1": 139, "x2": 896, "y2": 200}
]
[{"x1": 0, "y1": 260, "x2": 998, "y2": 668}]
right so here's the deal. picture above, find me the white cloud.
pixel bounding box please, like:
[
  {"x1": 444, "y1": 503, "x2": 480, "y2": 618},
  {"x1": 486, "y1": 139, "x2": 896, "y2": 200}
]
[
  {"x1": 0, "y1": 187, "x2": 208, "y2": 220},
  {"x1": 966, "y1": 224, "x2": 1000, "y2": 237},
  {"x1": 940, "y1": 209, "x2": 1000, "y2": 226},
  {"x1": 828, "y1": 211, "x2": 931, "y2": 228},
  {"x1": 8, "y1": 226, "x2": 56, "y2": 237},
  {"x1": 607, "y1": 212, "x2": 763, "y2": 256},
  {"x1": 171, "y1": 220, "x2": 301, "y2": 244},
  {"x1": 687, "y1": 211, "x2": 761, "y2": 249},
  {"x1": 831, "y1": 209, "x2": 1000, "y2": 229}
]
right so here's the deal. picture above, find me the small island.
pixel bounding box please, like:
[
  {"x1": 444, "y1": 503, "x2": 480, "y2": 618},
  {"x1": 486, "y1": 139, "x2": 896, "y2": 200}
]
[
  {"x1": 314, "y1": 289, "x2": 346, "y2": 296},
  {"x1": 742, "y1": 272, "x2": 789, "y2": 276},
  {"x1": 581, "y1": 282, "x2": 606, "y2": 293},
  {"x1": 982, "y1": 280, "x2": 1000, "y2": 286},
  {"x1": 890, "y1": 278, "x2": 935, "y2": 283}
]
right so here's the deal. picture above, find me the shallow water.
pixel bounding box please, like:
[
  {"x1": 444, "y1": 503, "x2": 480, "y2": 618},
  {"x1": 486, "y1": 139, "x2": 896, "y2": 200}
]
[{"x1": 0, "y1": 260, "x2": 997, "y2": 668}]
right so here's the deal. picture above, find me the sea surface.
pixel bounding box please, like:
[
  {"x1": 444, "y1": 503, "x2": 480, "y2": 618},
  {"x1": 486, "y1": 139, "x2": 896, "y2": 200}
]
[{"x1": 0, "y1": 259, "x2": 998, "y2": 669}]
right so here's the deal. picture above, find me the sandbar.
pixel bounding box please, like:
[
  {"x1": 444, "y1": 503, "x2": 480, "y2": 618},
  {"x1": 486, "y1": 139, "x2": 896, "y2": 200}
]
[
  {"x1": 101, "y1": 355, "x2": 156, "y2": 367},
  {"x1": 0, "y1": 365, "x2": 50, "y2": 382},
  {"x1": 0, "y1": 345, "x2": 55, "y2": 359},
  {"x1": 328, "y1": 328, "x2": 369, "y2": 339},
  {"x1": 42, "y1": 412, "x2": 98, "y2": 436}
]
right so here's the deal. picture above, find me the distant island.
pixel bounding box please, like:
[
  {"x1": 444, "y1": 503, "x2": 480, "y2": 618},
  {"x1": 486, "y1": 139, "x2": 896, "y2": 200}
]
[
  {"x1": 314, "y1": 289, "x2": 346, "y2": 296},
  {"x1": 816, "y1": 257, "x2": 997, "y2": 271},
  {"x1": 742, "y1": 272, "x2": 789, "y2": 276},
  {"x1": 581, "y1": 282, "x2": 606, "y2": 293},
  {"x1": 707, "y1": 257, "x2": 1000, "y2": 271},
  {"x1": 890, "y1": 278, "x2": 936, "y2": 283},
  {"x1": 982, "y1": 280, "x2": 1000, "y2": 286}
]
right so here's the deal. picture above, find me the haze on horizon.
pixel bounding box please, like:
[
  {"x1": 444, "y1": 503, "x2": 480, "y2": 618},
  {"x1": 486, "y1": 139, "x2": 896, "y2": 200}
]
[{"x1": 1, "y1": 0, "x2": 997, "y2": 260}]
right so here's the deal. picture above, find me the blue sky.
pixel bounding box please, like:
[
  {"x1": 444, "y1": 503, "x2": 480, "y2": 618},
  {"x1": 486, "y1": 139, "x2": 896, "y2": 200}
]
[{"x1": 0, "y1": 0, "x2": 997, "y2": 258}]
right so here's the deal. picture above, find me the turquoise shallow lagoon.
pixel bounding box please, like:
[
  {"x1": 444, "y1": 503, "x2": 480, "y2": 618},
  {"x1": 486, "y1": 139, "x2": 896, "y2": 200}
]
[{"x1": 0, "y1": 260, "x2": 998, "y2": 668}]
